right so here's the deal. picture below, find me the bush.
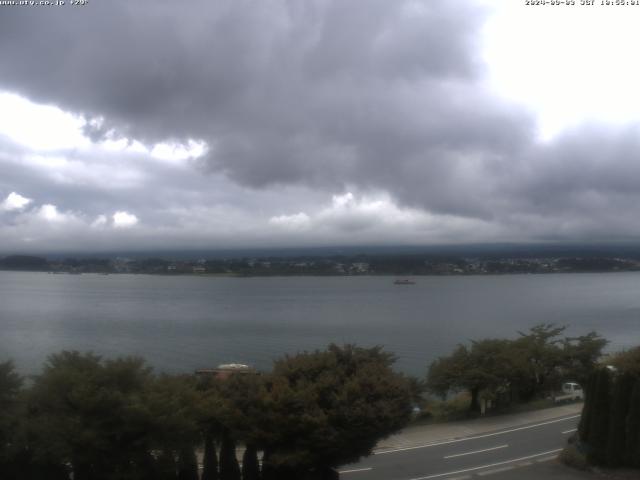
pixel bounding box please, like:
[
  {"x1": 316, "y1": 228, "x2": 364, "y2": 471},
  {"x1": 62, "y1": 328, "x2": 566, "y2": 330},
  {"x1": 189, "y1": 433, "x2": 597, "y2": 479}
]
[
  {"x1": 559, "y1": 444, "x2": 588, "y2": 471},
  {"x1": 426, "y1": 393, "x2": 474, "y2": 421}
]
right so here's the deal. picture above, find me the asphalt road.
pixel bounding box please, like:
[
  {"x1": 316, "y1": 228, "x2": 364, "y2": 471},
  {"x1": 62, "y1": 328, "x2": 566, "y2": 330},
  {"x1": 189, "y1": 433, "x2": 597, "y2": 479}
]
[{"x1": 339, "y1": 414, "x2": 581, "y2": 480}]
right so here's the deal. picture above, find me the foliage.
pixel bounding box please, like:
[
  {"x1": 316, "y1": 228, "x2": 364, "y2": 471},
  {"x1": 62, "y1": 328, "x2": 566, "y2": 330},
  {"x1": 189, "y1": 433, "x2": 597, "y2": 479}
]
[
  {"x1": 259, "y1": 344, "x2": 412, "y2": 472},
  {"x1": 624, "y1": 381, "x2": 640, "y2": 467},
  {"x1": 609, "y1": 346, "x2": 640, "y2": 378},
  {"x1": 605, "y1": 373, "x2": 635, "y2": 467},
  {"x1": 24, "y1": 351, "x2": 203, "y2": 480},
  {"x1": 559, "y1": 443, "x2": 588, "y2": 470},
  {"x1": 426, "y1": 324, "x2": 607, "y2": 412},
  {"x1": 201, "y1": 430, "x2": 219, "y2": 480},
  {"x1": 578, "y1": 353, "x2": 640, "y2": 469},
  {"x1": 427, "y1": 339, "x2": 517, "y2": 412},
  {"x1": 0, "y1": 344, "x2": 445, "y2": 477},
  {"x1": 26, "y1": 352, "x2": 157, "y2": 479},
  {"x1": 177, "y1": 447, "x2": 199, "y2": 480},
  {"x1": 0, "y1": 361, "x2": 22, "y2": 444},
  {"x1": 586, "y1": 368, "x2": 612, "y2": 465},
  {"x1": 560, "y1": 332, "x2": 609, "y2": 386},
  {"x1": 241, "y1": 444, "x2": 260, "y2": 480},
  {"x1": 0, "y1": 361, "x2": 24, "y2": 479},
  {"x1": 219, "y1": 431, "x2": 241, "y2": 480}
]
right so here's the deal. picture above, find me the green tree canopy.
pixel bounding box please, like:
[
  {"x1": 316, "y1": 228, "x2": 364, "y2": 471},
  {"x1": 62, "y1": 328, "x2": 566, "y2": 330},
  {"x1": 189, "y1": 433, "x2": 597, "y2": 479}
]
[
  {"x1": 258, "y1": 344, "x2": 412, "y2": 473},
  {"x1": 0, "y1": 361, "x2": 22, "y2": 472},
  {"x1": 427, "y1": 339, "x2": 518, "y2": 412},
  {"x1": 427, "y1": 324, "x2": 607, "y2": 411},
  {"x1": 609, "y1": 346, "x2": 640, "y2": 378}
]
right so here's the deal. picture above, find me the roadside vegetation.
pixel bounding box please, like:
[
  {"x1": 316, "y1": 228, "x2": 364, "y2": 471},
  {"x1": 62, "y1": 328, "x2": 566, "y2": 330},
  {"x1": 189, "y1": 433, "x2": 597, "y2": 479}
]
[
  {"x1": 561, "y1": 346, "x2": 640, "y2": 472},
  {"x1": 0, "y1": 327, "x2": 629, "y2": 479},
  {"x1": 0, "y1": 345, "x2": 413, "y2": 480},
  {"x1": 424, "y1": 324, "x2": 607, "y2": 415}
]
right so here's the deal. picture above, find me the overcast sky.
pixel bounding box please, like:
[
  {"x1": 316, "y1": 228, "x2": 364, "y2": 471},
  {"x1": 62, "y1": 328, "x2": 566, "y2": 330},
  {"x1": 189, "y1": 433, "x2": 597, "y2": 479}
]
[{"x1": 1, "y1": 0, "x2": 640, "y2": 252}]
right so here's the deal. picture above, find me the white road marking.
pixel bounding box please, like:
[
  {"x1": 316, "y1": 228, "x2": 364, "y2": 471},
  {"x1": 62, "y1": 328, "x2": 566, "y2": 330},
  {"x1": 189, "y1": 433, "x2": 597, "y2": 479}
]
[
  {"x1": 562, "y1": 428, "x2": 577, "y2": 434},
  {"x1": 339, "y1": 467, "x2": 373, "y2": 474},
  {"x1": 444, "y1": 444, "x2": 508, "y2": 459},
  {"x1": 375, "y1": 415, "x2": 580, "y2": 455},
  {"x1": 477, "y1": 465, "x2": 514, "y2": 476},
  {"x1": 407, "y1": 448, "x2": 563, "y2": 480},
  {"x1": 535, "y1": 455, "x2": 558, "y2": 463}
]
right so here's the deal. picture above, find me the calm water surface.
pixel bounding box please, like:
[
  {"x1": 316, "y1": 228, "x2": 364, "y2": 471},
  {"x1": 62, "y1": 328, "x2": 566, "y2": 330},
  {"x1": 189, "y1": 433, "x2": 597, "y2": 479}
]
[{"x1": 1, "y1": 271, "x2": 639, "y2": 376}]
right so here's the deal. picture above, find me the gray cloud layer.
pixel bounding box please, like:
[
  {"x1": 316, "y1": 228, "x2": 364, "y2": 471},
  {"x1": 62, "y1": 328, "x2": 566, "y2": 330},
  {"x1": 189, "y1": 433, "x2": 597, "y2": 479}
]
[{"x1": 1, "y1": 0, "x2": 639, "y2": 250}]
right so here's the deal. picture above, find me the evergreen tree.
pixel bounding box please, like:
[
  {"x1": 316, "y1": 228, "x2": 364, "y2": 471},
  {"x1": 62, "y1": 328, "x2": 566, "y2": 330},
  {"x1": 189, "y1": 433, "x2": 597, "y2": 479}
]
[
  {"x1": 241, "y1": 444, "x2": 260, "y2": 480},
  {"x1": 202, "y1": 431, "x2": 219, "y2": 480},
  {"x1": 260, "y1": 450, "x2": 276, "y2": 480},
  {"x1": 605, "y1": 373, "x2": 635, "y2": 466},
  {"x1": 219, "y1": 431, "x2": 241, "y2": 480},
  {"x1": 578, "y1": 371, "x2": 597, "y2": 444},
  {"x1": 133, "y1": 451, "x2": 157, "y2": 480},
  {"x1": 624, "y1": 380, "x2": 640, "y2": 468},
  {"x1": 259, "y1": 344, "x2": 412, "y2": 472},
  {"x1": 0, "y1": 361, "x2": 23, "y2": 479},
  {"x1": 156, "y1": 450, "x2": 178, "y2": 480},
  {"x1": 177, "y1": 447, "x2": 199, "y2": 480},
  {"x1": 587, "y1": 368, "x2": 611, "y2": 465}
]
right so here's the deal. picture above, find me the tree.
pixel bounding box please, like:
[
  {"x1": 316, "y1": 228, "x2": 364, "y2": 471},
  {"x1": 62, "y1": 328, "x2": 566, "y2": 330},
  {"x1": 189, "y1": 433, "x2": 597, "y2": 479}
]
[
  {"x1": 258, "y1": 344, "x2": 412, "y2": 475},
  {"x1": 142, "y1": 374, "x2": 202, "y2": 454},
  {"x1": 26, "y1": 351, "x2": 203, "y2": 480},
  {"x1": 242, "y1": 444, "x2": 260, "y2": 480},
  {"x1": 156, "y1": 450, "x2": 178, "y2": 480},
  {"x1": 610, "y1": 346, "x2": 640, "y2": 378},
  {"x1": 586, "y1": 368, "x2": 612, "y2": 465},
  {"x1": 201, "y1": 430, "x2": 219, "y2": 480},
  {"x1": 0, "y1": 361, "x2": 21, "y2": 447},
  {"x1": 427, "y1": 340, "x2": 517, "y2": 412},
  {"x1": 561, "y1": 332, "x2": 608, "y2": 386},
  {"x1": 605, "y1": 373, "x2": 635, "y2": 466},
  {"x1": 27, "y1": 351, "x2": 156, "y2": 479},
  {"x1": 512, "y1": 324, "x2": 566, "y2": 400},
  {"x1": 177, "y1": 447, "x2": 199, "y2": 480},
  {"x1": 218, "y1": 429, "x2": 241, "y2": 480},
  {"x1": 624, "y1": 380, "x2": 640, "y2": 467},
  {"x1": 0, "y1": 361, "x2": 25, "y2": 479},
  {"x1": 578, "y1": 371, "x2": 598, "y2": 443}
]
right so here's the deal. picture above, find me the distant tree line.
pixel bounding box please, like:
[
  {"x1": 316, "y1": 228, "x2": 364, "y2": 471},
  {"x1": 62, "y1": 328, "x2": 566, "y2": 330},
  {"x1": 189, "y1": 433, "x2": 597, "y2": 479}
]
[
  {"x1": 577, "y1": 346, "x2": 640, "y2": 468},
  {"x1": 426, "y1": 324, "x2": 608, "y2": 413},
  {"x1": 2, "y1": 254, "x2": 640, "y2": 276},
  {"x1": 0, "y1": 345, "x2": 413, "y2": 480}
]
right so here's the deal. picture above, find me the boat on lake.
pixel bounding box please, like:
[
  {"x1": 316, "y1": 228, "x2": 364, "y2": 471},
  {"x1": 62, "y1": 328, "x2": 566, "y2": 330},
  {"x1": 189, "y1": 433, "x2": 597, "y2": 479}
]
[{"x1": 393, "y1": 279, "x2": 415, "y2": 285}]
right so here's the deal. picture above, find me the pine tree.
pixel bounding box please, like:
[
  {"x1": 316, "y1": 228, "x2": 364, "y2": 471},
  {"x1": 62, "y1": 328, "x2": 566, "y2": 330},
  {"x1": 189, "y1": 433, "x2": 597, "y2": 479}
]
[
  {"x1": 202, "y1": 431, "x2": 219, "y2": 480},
  {"x1": 260, "y1": 449, "x2": 276, "y2": 480},
  {"x1": 587, "y1": 368, "x2": 611, "y2": 465},
  {"x1": 605, "y1": 373, "x2": 634, "y2": 466},
  {"x1": 578, "y1": 371, "x2": 598, "y2": 444},
  {"x1": 177, "y1": 447, "x2": 199, "y2": 480},
  {"x1": 624, "y1": 380, "x2": 640, "y2": 468},
  {"x1": 219, "y1": 431, "x2": 241, "y2": 480},
  {"x1": 241, "y1": 444, "x2": 260, "y2": 480},
  {"x1": 156, "y1": 450, "x2": 178, "y2": 480}
]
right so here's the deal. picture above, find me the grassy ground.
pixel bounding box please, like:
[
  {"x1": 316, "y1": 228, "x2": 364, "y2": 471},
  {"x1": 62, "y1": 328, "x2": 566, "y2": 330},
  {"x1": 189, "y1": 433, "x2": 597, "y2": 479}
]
[{"x1": 410, "y1": 393, "x2": 581, "y2": 426}]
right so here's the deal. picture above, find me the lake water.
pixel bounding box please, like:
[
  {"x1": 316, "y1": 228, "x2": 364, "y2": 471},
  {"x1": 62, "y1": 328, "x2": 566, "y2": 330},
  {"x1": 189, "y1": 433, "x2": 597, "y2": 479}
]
[{"x1": 1, "y1": 271, "x2": 639, "y2": 377}]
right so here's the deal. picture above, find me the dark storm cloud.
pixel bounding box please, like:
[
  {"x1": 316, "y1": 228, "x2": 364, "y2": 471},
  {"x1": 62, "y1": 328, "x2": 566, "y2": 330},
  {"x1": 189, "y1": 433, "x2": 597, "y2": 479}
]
[
  {"x1": 0, "y1": 0, "x2": 532, "y2": 206},
  {"x1": 2, "y1": 0, "x2": 640, "y2": 247}
]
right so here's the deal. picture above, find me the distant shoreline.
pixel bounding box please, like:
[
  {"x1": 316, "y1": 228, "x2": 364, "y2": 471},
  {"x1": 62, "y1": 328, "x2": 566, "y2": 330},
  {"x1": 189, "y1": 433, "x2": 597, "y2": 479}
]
[
  {"x1": 2, "y1": 253, "x2": 640, "y2": 277},
  {"x1": 1, "y1": 269, "x2": 639, "y2": 277}
]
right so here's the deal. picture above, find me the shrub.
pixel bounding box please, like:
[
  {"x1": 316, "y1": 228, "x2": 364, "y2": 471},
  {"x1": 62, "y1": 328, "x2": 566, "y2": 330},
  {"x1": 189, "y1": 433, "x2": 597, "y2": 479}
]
[{"x1": 559, "y1": 444, "x2": 588, "y2": 471}]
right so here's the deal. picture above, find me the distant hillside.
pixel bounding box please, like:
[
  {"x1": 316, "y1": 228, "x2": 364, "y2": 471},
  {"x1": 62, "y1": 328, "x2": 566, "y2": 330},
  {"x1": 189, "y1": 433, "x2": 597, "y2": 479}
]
[{"x1": 0, "y1": 255, "x2": 49, "y2": 271}]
